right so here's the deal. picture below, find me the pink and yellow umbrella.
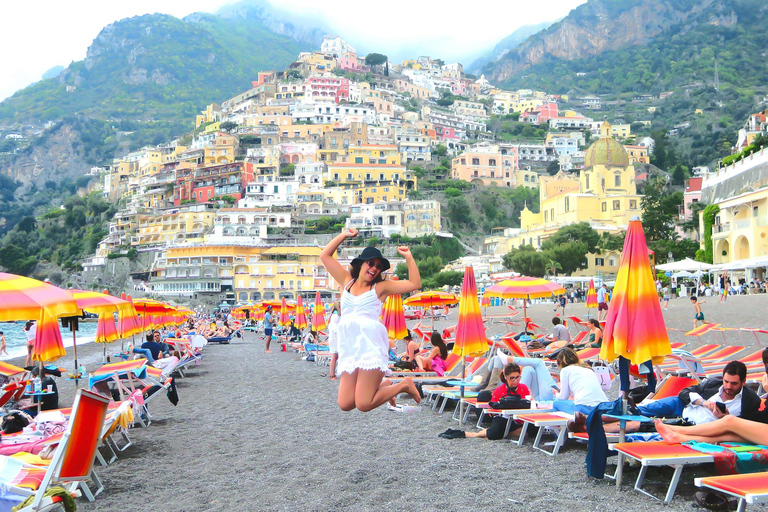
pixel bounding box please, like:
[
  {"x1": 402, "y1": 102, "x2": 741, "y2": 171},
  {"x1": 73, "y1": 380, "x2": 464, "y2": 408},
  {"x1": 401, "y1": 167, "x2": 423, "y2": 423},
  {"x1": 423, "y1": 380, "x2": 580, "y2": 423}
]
[
  {"x1": 382, "y1": 293, "x2": 408, "y2": 340},
  {"x1": 484, "y1": 276, "x2": 566, "y2": 330},
  {"x1": 295, "y1": 295, "x2": 308, "y2": 330},
  {"x1": 96, "y1": 313, "x2": 119, "y2": 344},
  {"x1": 278, "y1": 297, "x2": 292, "y2": 327},
  {"x1": 601, "y1": 218, "x2": 672, "y2": 387},
  {"x1": 0, "y1": 273, "x2": 79, "y2": 363},
  {"x1": 585, "y1": 279, "x2": 599, "y2": 311},
  {"x1": 312, "y1": 292, "x2": 327, "y2": 332},
  {"x1": 117, "y1": 295, "x2": 142, "y2": 339}
]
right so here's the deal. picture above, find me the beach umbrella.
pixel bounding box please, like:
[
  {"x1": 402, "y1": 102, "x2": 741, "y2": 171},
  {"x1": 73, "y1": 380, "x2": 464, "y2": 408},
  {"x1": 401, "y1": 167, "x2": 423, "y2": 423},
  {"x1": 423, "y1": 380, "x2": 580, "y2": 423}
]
[
  {"x1": 295, "y1": 295, "x2": 308, "y2": 330},
  {"x1": 600, "y1": 218, "x2": 672, "y2": 394},
  {"x1": 278, "y1": 297, "x2": 291, "y2": 327},
  {"x1": 312, "y1": 291, "x2": 327, "y2": 332},
  {"x1": 403, "y1": 291, "x2": 459, "y2": 331},
  {"x1": 484, "y1": 276, "x2": 565, "y2": 332},
  {"x1": 117, "y1": 295, "x2": 142, "y2": 339},
  {"x1": 585, "y1": 279, "x2": 599, "y2": 316},
  {"x1": 0, "y1": 273, "x2": 80, "y2": 364},
  {"x1": 382, "y1": 293, "x2": 408, "y2": 341},
  {"x1": 67, "y1": 289, "x2": 132, "y2": 370},
  {"x1": 452, "y1": 267, "x2": 491, "y2": 420}
]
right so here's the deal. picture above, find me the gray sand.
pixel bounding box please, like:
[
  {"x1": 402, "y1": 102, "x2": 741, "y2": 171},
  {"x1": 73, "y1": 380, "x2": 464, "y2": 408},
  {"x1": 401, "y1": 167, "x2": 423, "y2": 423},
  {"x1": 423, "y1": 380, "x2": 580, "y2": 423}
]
[{"x1": 19, "y1": 293, "x2": 767, "y2": 511}]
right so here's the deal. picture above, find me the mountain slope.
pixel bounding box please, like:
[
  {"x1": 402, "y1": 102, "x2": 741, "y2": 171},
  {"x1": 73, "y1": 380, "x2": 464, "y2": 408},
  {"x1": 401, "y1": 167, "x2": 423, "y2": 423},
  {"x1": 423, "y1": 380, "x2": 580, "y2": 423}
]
[
  {"x1": 485, "y1": 0, "x2": 768, "y2": 95},
  {"x1": 467, "y1": 21, "x2": 556, "y2": 76},
  {"x1": 0, "y1": 12, "x2": 311, "y2": 129}
]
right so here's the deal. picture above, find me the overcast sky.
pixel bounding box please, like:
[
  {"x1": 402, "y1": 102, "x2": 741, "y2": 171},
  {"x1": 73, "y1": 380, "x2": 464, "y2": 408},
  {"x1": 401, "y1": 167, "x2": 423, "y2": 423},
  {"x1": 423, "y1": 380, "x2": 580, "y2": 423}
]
[{"x1": 0, "y1": 0, "x2": 585, "y2": 102}]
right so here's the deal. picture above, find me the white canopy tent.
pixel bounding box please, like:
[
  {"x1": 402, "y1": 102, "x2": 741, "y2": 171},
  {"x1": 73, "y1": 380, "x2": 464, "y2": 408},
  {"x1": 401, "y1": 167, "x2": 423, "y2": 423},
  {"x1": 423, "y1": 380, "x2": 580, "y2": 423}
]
[{"x1": 656, "y1": 258, "x2": 718, "y2": 272}]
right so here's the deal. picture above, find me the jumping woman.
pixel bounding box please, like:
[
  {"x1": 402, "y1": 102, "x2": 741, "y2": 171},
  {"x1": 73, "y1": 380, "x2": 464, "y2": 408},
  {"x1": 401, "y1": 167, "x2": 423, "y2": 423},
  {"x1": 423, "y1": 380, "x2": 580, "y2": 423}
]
[{"x1": 320, "y1": 228, "x2": 422, "y2": 412}]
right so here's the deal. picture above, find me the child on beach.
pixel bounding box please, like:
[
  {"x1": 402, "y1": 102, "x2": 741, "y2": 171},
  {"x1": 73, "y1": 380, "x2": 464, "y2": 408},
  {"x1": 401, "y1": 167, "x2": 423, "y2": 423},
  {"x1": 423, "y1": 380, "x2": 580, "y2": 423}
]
[
  {"x1": 320, "y1": 228, "x2": 422, "y2": 412},
  {"x1": 0, "y1": 332, "x2": 6, "y2": 356},
  {"x1": 691, "y1": 296, "x2": 707, "y2": 328},
  {"x1": 553, "y1": 294, "x2": 567, "y2": 316}
]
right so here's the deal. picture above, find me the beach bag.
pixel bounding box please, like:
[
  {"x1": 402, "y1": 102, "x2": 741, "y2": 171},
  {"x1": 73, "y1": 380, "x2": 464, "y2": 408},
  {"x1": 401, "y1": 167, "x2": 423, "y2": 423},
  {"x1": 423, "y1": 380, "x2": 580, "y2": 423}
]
[
  {"x1": 489, "y1": 390, "x2": 531, "y2": 410},
  {"x1": 306, "y1": 354, "x2": 315, "y2": 362},
  {"x1": 1, "y1": 412, "x2": 30, "y2": 434},
  {"x1": 593, "y1": 362, "x2": 613, "y2": 391},
  {"x1": 394, "y1": 360, "x2": 417, "y2": 370}
]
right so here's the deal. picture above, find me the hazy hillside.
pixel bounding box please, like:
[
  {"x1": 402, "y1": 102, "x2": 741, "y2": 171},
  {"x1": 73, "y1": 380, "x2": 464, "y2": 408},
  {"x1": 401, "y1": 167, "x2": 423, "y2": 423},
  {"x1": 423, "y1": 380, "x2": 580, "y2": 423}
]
[{"x1": 467, "y1": 21, "x2": 556, "y2": 76}]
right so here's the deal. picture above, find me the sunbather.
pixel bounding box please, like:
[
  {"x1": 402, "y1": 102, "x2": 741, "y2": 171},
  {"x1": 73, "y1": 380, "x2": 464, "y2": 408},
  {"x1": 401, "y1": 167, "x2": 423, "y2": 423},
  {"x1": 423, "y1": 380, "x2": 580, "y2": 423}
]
[
  {"x1": 586, "y1": 319, "x2": 602, "y2": 348},
  {"x1": 656, "y1": 411, "x2": 768, "y2": 445},
  {"x1": 320, "y1": 229, "x2": 422, "y2": 412},
  {"x1": 415, "y1": 332, "x2": 448, "y2": 374},
  {"x1": 442, "y1": 363, "x2": 530, "y2": 440},
  {"x1": 552, "y1": 348, "x2": 607, "y2": 415}
]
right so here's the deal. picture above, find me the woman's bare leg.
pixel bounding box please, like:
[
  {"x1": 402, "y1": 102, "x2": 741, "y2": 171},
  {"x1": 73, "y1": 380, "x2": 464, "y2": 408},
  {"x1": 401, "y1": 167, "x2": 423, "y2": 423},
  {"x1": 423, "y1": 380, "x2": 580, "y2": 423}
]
[
  {"x1": 354, "y1": 370, "x2": 421, "y2": 412},
  {"x1": 655, "y1": 416, "x2": 768, "y2": 445},
  {"x1": 329, "y1": 353, "x2": 338, "y2": 380},
  {"x1": 337, "y1": 370, "x2": 358, "y2": 411},
  {"x1": 25, "y1": 345, "x2": 33, "y2": 367},
  {"x1": 380, "y1": 378, "x2": 396, "y2": 406},
  {"x1": 465, "y1": 429, "x2": 488, "y2": 438}
]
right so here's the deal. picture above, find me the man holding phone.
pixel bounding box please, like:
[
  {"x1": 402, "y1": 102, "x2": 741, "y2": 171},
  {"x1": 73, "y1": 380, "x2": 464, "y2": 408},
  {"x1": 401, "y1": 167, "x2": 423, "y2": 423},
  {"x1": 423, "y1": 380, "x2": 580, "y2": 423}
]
[{"x1": 639, "y1": 361, "x2": 759, "y2": 425}]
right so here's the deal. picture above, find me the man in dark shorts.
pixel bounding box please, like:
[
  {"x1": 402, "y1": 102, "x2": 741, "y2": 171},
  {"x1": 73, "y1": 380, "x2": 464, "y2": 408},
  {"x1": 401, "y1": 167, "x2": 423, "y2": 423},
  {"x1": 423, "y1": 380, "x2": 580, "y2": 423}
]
[
  {"x1": 597, "y1": 284, "x2": 609, "y2": 321},
  {"x1": 264, "y1": 306, "x2": 274, "y2": 353}
]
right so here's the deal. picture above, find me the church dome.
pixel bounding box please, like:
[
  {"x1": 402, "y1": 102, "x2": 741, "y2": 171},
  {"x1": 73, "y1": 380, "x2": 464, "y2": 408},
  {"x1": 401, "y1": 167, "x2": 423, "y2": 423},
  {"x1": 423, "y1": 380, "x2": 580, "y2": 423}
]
[{"x1": 583, "y1": 136, "x2": 629, "y2": 168}]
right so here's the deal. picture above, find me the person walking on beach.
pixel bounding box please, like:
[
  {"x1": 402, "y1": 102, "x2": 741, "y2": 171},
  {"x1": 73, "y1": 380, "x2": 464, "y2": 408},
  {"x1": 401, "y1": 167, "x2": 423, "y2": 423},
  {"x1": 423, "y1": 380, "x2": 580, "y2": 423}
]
[
  {"x1": 691, "y1": 296, "x2": 708, "y2": 328},
  {"x1": 320, "y1": 228, "x2": 422, "y2": 412},
  {"x1": 597, "y1": 284, "x2": 609, "y2": 322},
  {"x1": 264, "y1": 306, "x2": 274, "y2": 353},
  {"x1": 0, "y1": 331, "x2": 6, "y2": 356},
  {"x1": 24, "y1": 320, "x2": 36, "y2": 367}
]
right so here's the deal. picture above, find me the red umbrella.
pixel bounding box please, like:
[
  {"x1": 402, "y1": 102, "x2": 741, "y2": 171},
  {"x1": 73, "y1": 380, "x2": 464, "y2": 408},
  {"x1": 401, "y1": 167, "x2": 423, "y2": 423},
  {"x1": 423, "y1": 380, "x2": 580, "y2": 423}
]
[{"x1": 382, "y1": 293, "x2": 408, "y2": 340}]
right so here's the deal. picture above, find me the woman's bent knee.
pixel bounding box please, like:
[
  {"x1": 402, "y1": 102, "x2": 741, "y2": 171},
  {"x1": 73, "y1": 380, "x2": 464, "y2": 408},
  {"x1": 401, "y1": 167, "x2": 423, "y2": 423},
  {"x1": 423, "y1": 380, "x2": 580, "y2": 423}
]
[{"x1": 338, "y1": 398, "x2": 356, "y2": 411}]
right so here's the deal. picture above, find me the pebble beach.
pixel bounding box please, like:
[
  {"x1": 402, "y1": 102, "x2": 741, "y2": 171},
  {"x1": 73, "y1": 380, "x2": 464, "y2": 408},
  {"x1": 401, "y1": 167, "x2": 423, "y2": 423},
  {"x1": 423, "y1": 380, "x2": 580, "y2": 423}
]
[{"x1": 18, "y1": 292, "x2": 766, "y2": 512}]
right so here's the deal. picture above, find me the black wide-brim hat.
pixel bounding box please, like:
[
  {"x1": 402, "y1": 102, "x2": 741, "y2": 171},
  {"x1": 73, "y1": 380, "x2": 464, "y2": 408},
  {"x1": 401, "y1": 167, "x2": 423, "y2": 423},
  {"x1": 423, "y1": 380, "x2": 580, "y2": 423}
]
[{"x1": 351, "y1": 247, "x2": 390, "y2": 272}]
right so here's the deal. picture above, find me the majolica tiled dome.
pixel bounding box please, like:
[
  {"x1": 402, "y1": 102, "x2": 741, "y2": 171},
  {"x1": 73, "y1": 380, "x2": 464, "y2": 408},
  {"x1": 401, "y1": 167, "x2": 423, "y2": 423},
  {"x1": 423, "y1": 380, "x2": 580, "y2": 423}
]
[{"x1": 583, "y1": 137, "x2": 629, "y2": 168}]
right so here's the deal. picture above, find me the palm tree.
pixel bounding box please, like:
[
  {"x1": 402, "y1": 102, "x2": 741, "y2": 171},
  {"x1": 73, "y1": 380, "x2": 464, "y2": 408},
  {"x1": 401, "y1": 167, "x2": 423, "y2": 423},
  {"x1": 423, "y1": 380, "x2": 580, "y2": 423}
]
[{"x1": 547, "y1": 259, "x2": 562, "y2": 278}]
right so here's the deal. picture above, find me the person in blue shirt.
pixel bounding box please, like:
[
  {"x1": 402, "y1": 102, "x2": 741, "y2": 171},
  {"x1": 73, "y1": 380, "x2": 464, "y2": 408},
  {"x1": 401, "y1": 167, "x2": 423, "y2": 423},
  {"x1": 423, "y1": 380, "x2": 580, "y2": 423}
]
[
  {"x1": 264, "y1": 306, "x2": 274, "y2": 353},
  {"x1": 597, "y1": 284, "x2": 609, "y2": 321}
]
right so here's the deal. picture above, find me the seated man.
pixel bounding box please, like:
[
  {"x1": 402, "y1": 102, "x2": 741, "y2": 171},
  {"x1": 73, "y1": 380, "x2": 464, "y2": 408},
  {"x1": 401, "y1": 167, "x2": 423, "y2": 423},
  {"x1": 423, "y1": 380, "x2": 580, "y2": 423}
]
[
  {"x1": 141, "y1": 331, "x2": 167, "y2": 360},
  {"x1": 598, "y1": 360, "x2": 760, "y2": 433},
  {"x1": 543, "y1": 317, "x2": 571, "y2": 346}
]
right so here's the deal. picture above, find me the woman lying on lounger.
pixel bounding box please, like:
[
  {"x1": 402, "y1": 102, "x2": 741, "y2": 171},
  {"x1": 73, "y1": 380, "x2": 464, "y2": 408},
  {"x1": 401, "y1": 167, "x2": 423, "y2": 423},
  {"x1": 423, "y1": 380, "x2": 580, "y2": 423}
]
[{"x1": 320, "y1": 228, "x2": 422, "y2": 412}]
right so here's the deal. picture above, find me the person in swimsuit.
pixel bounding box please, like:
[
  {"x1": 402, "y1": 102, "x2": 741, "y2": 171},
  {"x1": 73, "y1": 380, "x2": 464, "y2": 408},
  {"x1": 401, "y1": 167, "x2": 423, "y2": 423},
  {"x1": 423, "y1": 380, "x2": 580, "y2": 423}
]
[{"x1": 320, "y1": 228, "x2": 422, "y2": 412}]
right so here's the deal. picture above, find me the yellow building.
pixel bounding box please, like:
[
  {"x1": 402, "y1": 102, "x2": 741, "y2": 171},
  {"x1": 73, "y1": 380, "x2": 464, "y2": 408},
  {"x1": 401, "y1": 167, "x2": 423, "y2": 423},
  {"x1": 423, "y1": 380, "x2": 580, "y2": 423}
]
[
  {"x1": 624, "y1": 145, "x2": 650, "y2": 164},
  {"x1": 403, "y1": 200, "x2": 441, "y2": 236},
  {"x1": 131, "y1": 208, "x2": 215, "y2": 247},
  {"x1": 487, "y1": 122, "x2": 642, "y2": 269},
  {"x1": 195, "y1": 103, "x2": 221, "y2": 128},
  {"x1": 511, "y1": 98, "x2": 544, "y2": 114},
  {"x1": 326, "y1": 163, "x2": 415, "y2": 190},
  {"x1": 343, "y1": 145, "x2": 401, "y2": 165}
]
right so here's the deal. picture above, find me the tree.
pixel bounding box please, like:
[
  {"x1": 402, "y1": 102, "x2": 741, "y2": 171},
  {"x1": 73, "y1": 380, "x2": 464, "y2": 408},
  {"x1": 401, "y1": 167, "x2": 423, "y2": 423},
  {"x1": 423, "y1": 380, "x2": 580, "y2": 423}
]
[
  {"x1": 641, "y1": 186, "x2": 675, "y2": 241},
  {"x1": 427, "y1": 270, "x2": 464, "y2": 288},
  {"x1": 502, "y1": 245, "x2": 548, "y2": 277},
  {"x1": 546, "y1": 161, "x2": 560, "y2": 175},
  {"x1": 365, "y1": 53, "x2": 388, "y2": 67},
  {"x1": 543, "y1": 240, "x2": 589, "y2": 276},
  {"x1": 546, "y1": 259, "x2": 563, "y2": 277},
  {"x1": 446, "y1": 197, "x2": 473, "y2": 227},
  {"x1": 434, "y1": 144, "x2": 447, "y2": 157},
  {"x1": 671, "y1": 164, "x2": 687, "y2": 185},
  {"x1": 444, "y1": 187, "x2": 462, "y2": 198},
  {"x1": 279, "y1": 163, "x2": 295, "y2": 177},
  {"x1": 598, "y1": 231, "x2": 626, "y2": 252},
  {"x1": 541, "y1": 223, "x2": 600, "y2": 254},
  {"x1": 219, "y1": 121, "x2": 238, "y2": 133}
]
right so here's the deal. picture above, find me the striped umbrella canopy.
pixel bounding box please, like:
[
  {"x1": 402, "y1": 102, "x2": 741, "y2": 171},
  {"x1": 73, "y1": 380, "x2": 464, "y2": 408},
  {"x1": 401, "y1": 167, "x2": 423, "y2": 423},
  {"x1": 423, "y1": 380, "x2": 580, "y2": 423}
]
[
  {"x1": 312, "y1": 291, "x2": 327, "y2": 331},
  {"x1": 133, "y1": 299, "x2": 177, "y2": 330},
  {"x1": 67, "y1": 289, "x2": 132, "y2": 315},
  {"x1": 96, "y1": 313, "x2": 119, "y2": 344},
  {"x1": 278, "y1": 297, "x2": 292, "y2": 327},
  {"x1": 601, "y1": 218, "x2": 671, "y2": 388},
  {"x1": 586, "y1": 279, "x2": 599, "y2": 310},
  {"x1": 117, "y1": 294, "x2": 142, "y2": 339},
  {"x1": 382, "y1": 293, "x2": 408, "y2": 340},
  {"x1": 295, "y1": 295, "x2": 308, "y2": 330},
  {"x1": 260, "y1": 300, "x2": 295, "y2": 311},
  {"x1": 403, "y1": 291, "x2": 459, "y2": 330},
  {"x1": 481, "y1": 294, "x2": 491, "y2": 307},
  {"x1": 484, "y1": 276, "x2": 566, "y2": 329},
  {"x1": 0, "y1": 273, "x2": 79, "y2": 362}
]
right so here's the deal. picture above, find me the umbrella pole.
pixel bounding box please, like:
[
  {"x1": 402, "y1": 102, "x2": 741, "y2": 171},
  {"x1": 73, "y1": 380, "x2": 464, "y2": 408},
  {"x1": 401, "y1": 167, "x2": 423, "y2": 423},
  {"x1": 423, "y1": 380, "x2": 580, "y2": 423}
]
[
  {"x1": 459, "y1": 356, "x2": 466, "y2": 424},
  {"x1": 72, "y1": 329, "x2": 79, "y2": 389}
]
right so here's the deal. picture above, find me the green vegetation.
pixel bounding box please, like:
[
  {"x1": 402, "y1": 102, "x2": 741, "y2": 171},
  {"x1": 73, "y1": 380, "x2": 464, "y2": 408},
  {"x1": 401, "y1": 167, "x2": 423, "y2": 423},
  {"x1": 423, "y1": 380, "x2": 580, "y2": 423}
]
[
  {"x1": 696, "y1": 204, "x2": 720, "y2": 263},
  {"x1": 304, "y1": 216, "x2": 349, "y2": 234},
  {"x1": 487, "y1": 115, "x2": 547, "y2": 141},
  {"x1": 392, "y1": 234, "x2": 466, "y2": 289},
  {"x1": 0, "y1": 193, "x2": 117, "y2": 275}
]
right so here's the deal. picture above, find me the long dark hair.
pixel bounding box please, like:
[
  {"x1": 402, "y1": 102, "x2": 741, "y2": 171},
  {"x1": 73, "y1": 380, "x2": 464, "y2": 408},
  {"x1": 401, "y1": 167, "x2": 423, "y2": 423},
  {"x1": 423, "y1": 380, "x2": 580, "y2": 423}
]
[
  {"x1": 430, "y1": 331, "x2": 448, "y2": 359},
  {"x1": 350, "y1": 261, "x2": 385, "y2": 286}
]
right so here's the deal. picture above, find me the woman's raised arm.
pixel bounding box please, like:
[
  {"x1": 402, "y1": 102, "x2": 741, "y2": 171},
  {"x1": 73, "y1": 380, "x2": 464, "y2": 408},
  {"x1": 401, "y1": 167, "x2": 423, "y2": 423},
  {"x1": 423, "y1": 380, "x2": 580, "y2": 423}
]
[
  {"x1": 320, "y1": 228, "x2": 356, "y2": 287},
  {"x1": 378, "y1": 246, "x2": 421, "y2": 298}
]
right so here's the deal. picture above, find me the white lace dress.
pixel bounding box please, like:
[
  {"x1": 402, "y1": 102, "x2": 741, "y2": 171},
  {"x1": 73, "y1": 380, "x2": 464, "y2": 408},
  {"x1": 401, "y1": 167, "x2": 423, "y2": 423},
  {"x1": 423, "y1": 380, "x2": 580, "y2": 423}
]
[{"x1": 336, "y1": 281, "x2": 389, "y2": 375}]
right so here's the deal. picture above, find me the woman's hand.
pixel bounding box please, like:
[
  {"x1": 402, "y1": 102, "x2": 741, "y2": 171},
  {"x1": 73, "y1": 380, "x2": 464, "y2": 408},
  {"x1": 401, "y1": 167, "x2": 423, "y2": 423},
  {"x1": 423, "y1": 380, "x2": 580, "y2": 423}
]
[
  {"x1": 346, "y1": 228, "x2": 358, "y2": 238},
  {"x1": 397, "y1": 246, "x2": 412, "y2": 258}
]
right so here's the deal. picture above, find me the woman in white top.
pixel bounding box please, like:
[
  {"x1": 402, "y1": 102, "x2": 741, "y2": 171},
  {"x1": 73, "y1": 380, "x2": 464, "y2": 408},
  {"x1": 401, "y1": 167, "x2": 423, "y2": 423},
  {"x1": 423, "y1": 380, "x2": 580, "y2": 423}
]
[
  {"x1": 553, "y1": 347, "x2": 608, "y2": 415},
  {"x1": 24, "y1": 320, "x2": 36, "y2": 367},
  {"x1": 320, "y1": 228, "x2": 422, "y2": 412},
  {"x1": 327, "y1": 303, "x2": 341, "y2": 381}
]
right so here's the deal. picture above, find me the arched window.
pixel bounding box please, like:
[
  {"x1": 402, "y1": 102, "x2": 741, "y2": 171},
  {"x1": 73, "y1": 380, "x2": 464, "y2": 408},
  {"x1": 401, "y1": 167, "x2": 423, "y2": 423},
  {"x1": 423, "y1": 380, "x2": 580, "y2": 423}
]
[
  {"x1": 421, "y1": 213, "x2": 431, "y2": 220},
  {"x1": 407, "y1": 214, "x2": 416, "y2": 221}
]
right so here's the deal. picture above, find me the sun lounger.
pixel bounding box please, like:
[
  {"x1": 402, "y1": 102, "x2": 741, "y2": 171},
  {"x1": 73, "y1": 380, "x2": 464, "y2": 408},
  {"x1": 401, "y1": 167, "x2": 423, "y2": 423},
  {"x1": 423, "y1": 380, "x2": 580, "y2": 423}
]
[
  {"x1": 514, "y1": 411, "x2": 573, "y2": 456},
  {"x1": 0, "y1": 389, "x2": 110, "y2": 510},
  {"x1": 609, "y1": 441, "x2": 715, "y2": 503},
  {"x1": 695, "y1": 472, "x2": 768, "y2": 512}
]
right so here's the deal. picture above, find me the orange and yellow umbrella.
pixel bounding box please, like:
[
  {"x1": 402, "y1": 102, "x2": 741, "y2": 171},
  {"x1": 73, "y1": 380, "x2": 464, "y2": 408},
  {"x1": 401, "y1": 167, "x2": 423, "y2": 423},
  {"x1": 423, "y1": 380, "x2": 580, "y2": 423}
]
[
  {"x1": 117, "y1": 295, "x2": 142, "y2": 339},
  {"x1": 0, "y1": 273, "x2": 80, "y2": 362},
  {"x1": 295, "y1": 295, "x2": 308, "y2": 330},
  {"x1": 278, "y1": 297, "x2": 292, "y2": 327},
  {"x1": 312, "y1": 291, "x2": 327, "y2": 331},
  {"x1": 67, "y1": 289, "x2": 132, "y2": 316},
  {"x1": 481, "y1": 294, "x2": 491, "y2": 308},
  {"x1": 382, "y1": 294, "x2": 408, "y2": 340},
  {"x1": 403, "y1": 291, "x2": 458, "y2": 308},
  {"x1": 601, "y1": 218, "x2": 671, "y2": 370},
  {"x1": 586, "y1": 279, "x2": 599, "y2": 310},
  {"x1": 96, "y1": 313, "x2": 119, "y2": 344}
]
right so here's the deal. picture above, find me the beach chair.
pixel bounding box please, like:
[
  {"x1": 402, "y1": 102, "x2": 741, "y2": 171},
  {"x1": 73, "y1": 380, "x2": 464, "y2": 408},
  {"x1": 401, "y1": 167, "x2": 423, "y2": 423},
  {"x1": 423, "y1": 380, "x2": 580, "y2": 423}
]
[
  {"x1": 695, "y1": 472, "x2": 768, "y2": 512},
  {"x1": 567, "y1": 316, "x2": 589, "y2": 331},
  {"x1": 206, "y1": 327, "x2": 243, "y2": 344},
  {"x1": 738, "y1": 328, "x2": 768, "y2": 348},
  {"x1": 95, "y1": 401, "x2": 134, "y2": 466},
  {"x1": 88, "y1": 360, "x2": 149, "y2": 400},
  {"x1": 0, "y1": 389, "x2": 110, "y2": 511},
  {"x1": 610, "y1": 441, "x2": 714, "y2": 503},
  {"x1": 514, "y1": 411, "x2": 574, "y2": 456}
]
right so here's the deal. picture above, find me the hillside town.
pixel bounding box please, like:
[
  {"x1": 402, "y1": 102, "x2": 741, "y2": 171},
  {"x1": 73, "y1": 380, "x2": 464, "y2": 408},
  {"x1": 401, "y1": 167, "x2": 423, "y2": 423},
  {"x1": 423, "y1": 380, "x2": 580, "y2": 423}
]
[{"x1": 79, "y1": 35, "x2": 768, "y2": 306}]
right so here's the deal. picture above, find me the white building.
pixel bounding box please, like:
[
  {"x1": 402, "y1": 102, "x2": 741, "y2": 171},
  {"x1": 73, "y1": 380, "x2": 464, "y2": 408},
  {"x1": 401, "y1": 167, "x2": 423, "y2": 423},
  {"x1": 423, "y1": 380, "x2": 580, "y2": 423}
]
[
  {"x1": 320, "y1": 36, "x2": 355, "y2": 58},
  {"x1": 291, "y1": 104, "x2": 376, "y2": 125},
  {"x1": 239, "y1": 179, "x2": 300, "y2": 209},
  {"x1": 395, "y1": 130, "x2": 431, "y2": 163},
  {"x1": 345, "y1": 203, "x2": 404, "y2": 238},
  {"x1": 295, "y1": 162, "x2": 326, "y2": 187}
]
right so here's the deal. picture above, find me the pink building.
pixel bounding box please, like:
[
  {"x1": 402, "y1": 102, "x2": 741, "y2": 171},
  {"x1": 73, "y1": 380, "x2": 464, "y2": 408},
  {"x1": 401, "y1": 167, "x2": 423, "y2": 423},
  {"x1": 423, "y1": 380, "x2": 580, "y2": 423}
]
[
  {"x1": 434, "y1": 125, "x2": 457, "y2": 140},
  {"x1": 307, "y1": 76, "x2": 350, "y2": 104},
  {"x1": 682, "y1": 177, "x2": 703, "y2": 220},
  {"x1": 338, "y1": 51, "x2": 368, "y2": 73},
  {"x1": 521, "y1": 102, "x2": 559, "y2": 125}
]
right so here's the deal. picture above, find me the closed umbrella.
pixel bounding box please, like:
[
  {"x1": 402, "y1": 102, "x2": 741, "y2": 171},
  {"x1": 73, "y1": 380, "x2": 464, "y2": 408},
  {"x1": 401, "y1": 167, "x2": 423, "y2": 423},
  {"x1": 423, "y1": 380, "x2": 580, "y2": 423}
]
[
  {"x1": 600, "y1": 218, "x2": 672, "y2": 396},
  {"x1": 295, "y1": 295, "x2": 308, "y2": 330},
  {"x1": 312, "y1": 292, "x2": 327, "y2": 332},
  {"x1": 382, "y1": 293, "x2": 408, "y2": 341},
  {"x1": 585, "y1": 279, "x2": 599, "y2": 317},
  {"x1": 453, "y1": 267, "x2": 491, "y2": 420},
  {"x1": 278, "y1": 297, "x2": 291, "y2": 327}
]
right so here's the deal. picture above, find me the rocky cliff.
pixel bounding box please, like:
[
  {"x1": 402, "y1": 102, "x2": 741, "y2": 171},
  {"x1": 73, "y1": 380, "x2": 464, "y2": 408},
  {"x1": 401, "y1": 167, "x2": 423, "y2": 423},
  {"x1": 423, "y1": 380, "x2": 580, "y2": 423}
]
[{"x1": 485, "y1": 0, "x2": 719, "y2": 82}]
